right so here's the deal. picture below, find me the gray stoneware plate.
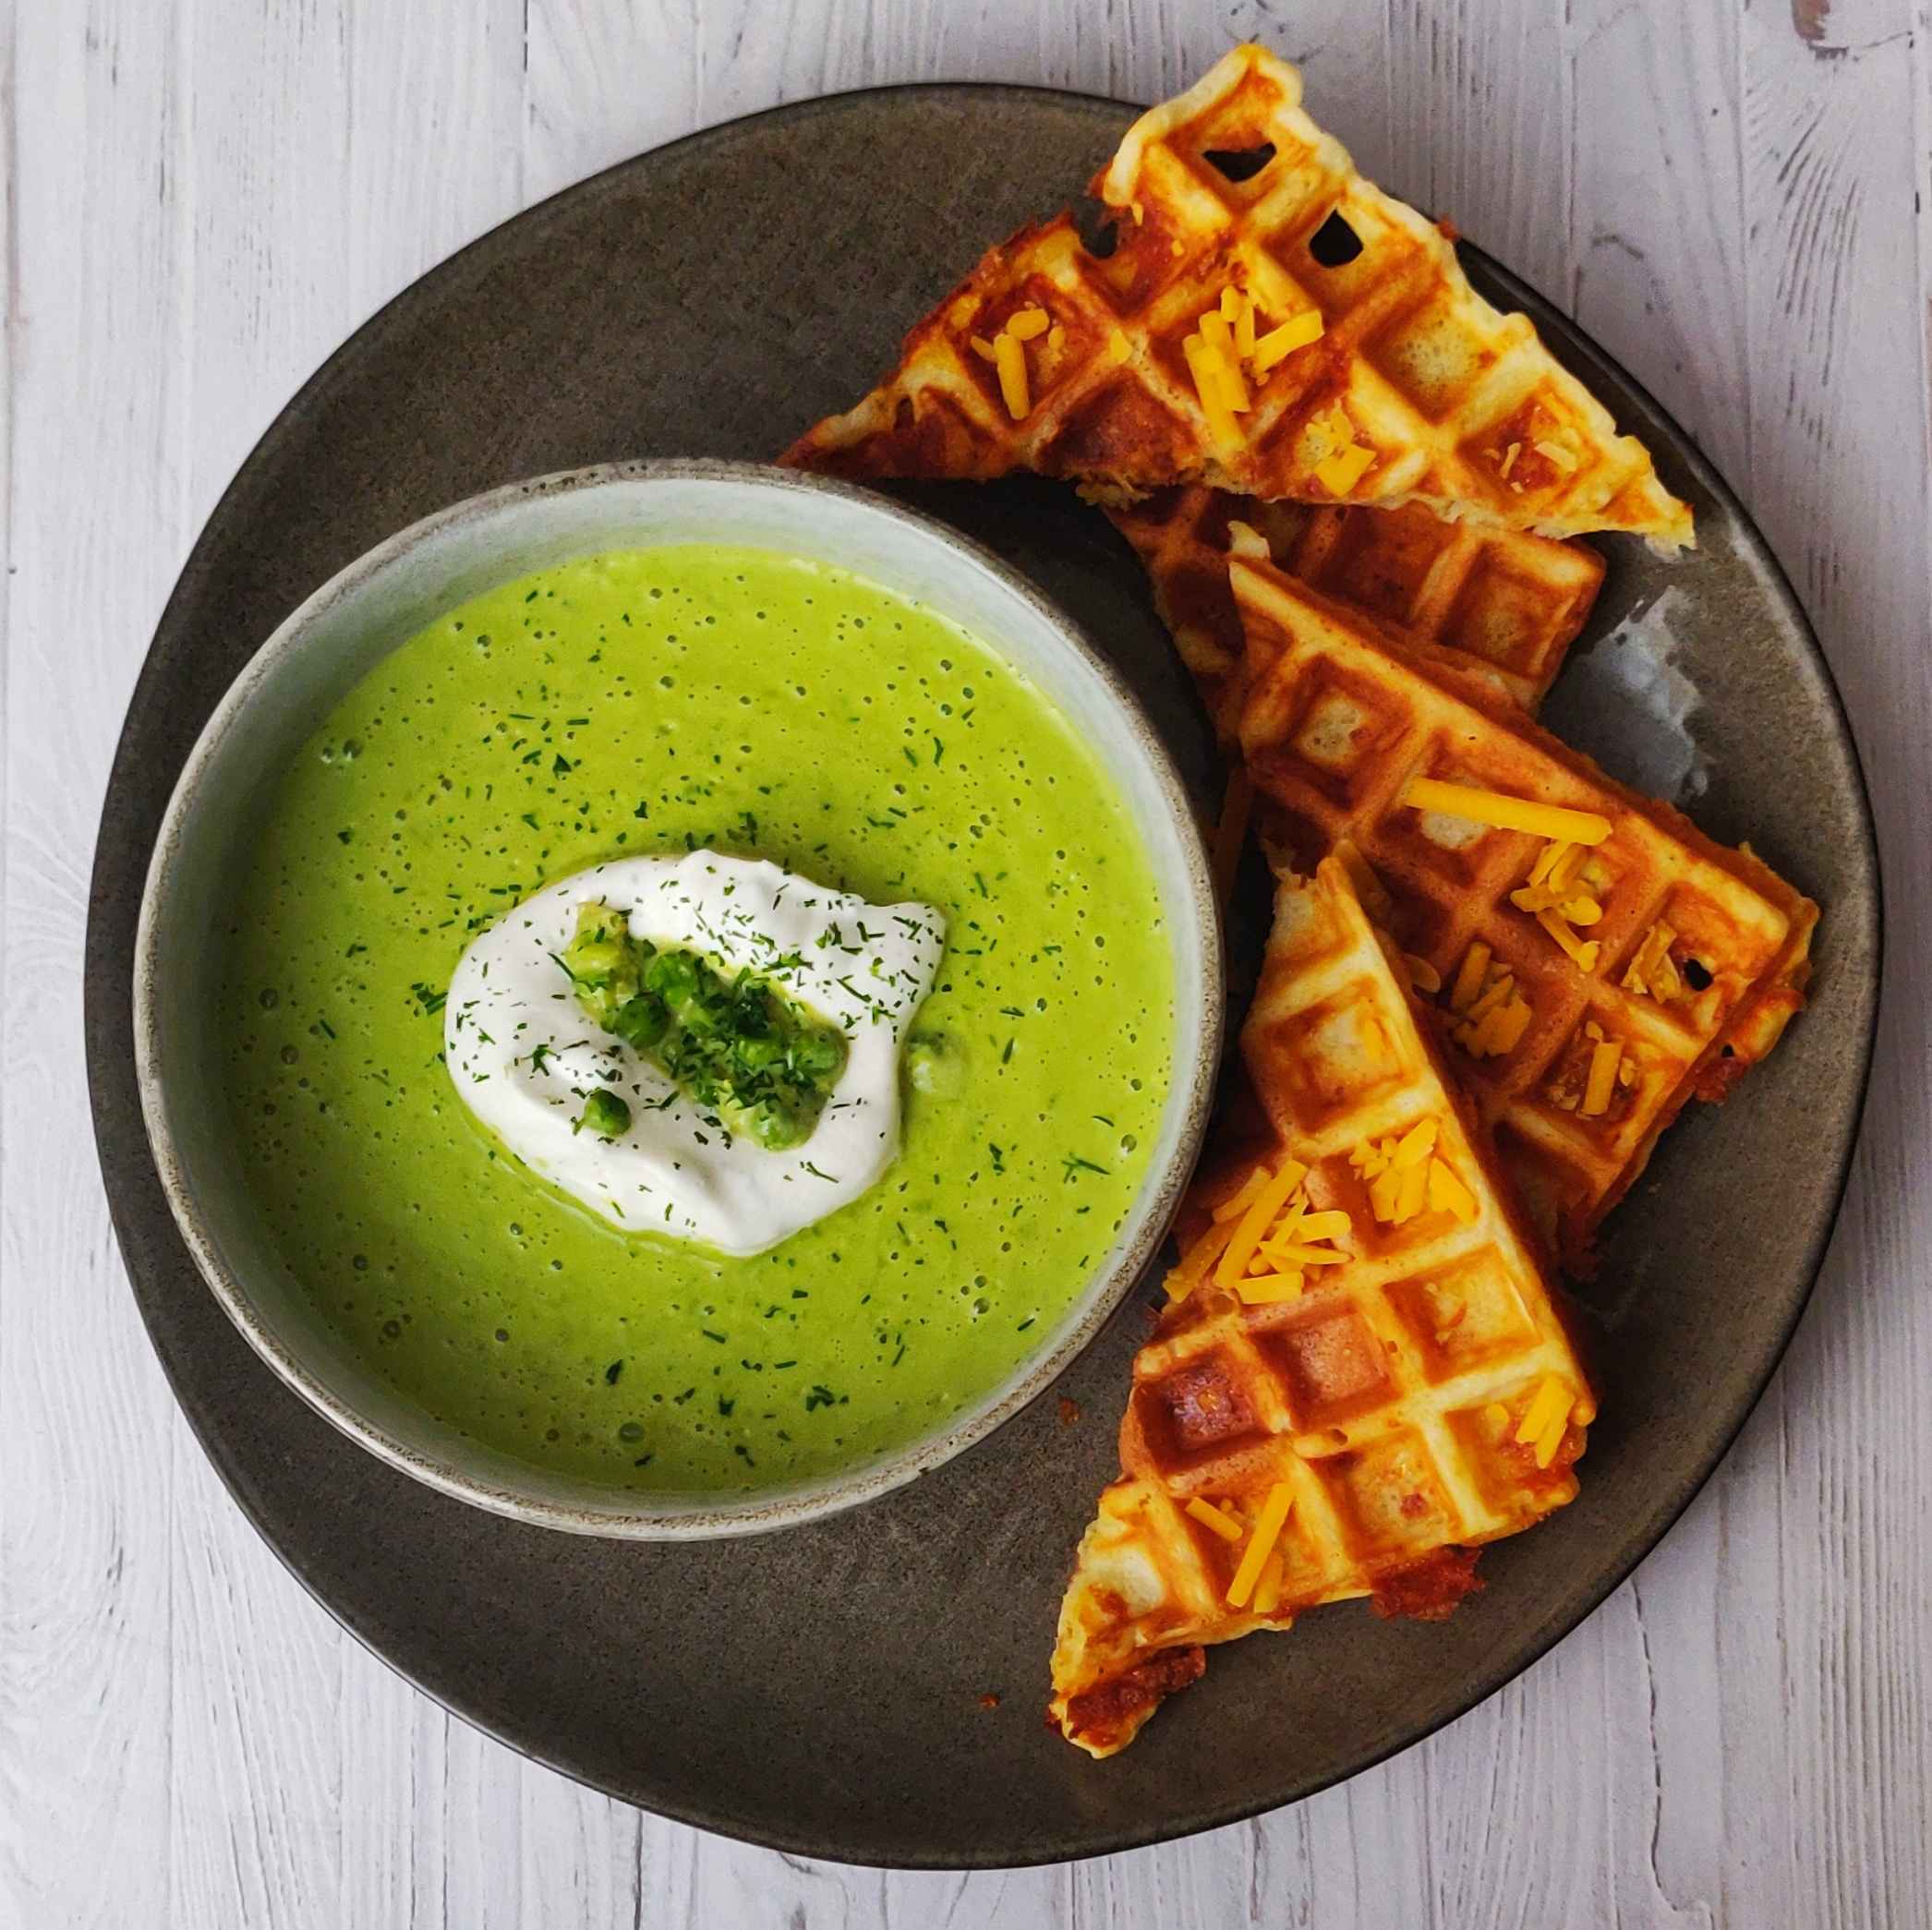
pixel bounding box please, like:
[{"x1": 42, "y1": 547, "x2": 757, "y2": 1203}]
[{"x1": 86, "y1": 86, "x2": 1879, "y2": 1867}]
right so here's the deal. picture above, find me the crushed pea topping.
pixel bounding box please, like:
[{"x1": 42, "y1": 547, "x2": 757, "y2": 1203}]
[{"x1": 560, "y1": 901, "x2": 846, "y2": 1151}]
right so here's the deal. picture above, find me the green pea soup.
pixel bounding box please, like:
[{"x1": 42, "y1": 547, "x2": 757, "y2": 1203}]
[{"x1": 219, "y1": 545, "x2": 1176, "y2": 1492}]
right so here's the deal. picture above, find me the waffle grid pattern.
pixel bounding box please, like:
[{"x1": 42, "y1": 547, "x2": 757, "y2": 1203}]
[
  {"x1": 1230, "y1": 554, "x2": 1816, "y2": 1251},
  {"x1": 785, "y1": 45, "x2": 1693, "y2": 548},
  {"x1": 1050, "y1": 854, "x2": 1592, "y2": 1757},
  {"x1": 1105, "y1": 486, "x2": 1606, "y2": 741}
]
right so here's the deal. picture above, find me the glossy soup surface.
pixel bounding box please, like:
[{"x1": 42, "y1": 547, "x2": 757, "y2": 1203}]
[{"x1": 219, "y1": 545, "x2": 1175, "y2": 1491}]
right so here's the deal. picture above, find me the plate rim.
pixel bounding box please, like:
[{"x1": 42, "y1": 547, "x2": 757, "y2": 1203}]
[{"x1": 84, "y1": 78, "x2": 1884, "y2": 1868}]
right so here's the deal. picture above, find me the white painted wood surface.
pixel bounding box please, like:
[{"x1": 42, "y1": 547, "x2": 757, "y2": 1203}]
[{"x1": 3, "y1": 2, "x2": 1926, "y2": 1923}]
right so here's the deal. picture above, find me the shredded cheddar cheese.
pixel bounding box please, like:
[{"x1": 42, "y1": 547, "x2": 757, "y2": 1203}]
[
  {"x1": 994, "y1": 331, "x2": 1030, "y2": 420},
  {"x1": 1350, "y1": 1123, "x2": 1479, "y2": 1226},
  {"x1": 1180, "y1": 1153, "x2": 1357, "y2": 1306},
  {"x1": 1505, "y1": 836, "x2": 1611, "y2": 974},
  {"x1": 1261, "y1": 1241, "x2": 1349, "y2": 1268},
  {"x1": 1235, "y1": 289, "x2": 1259, "y2": 361},
  {"x1": 1197, "y1": 308, "x2": 1251, "y2": 412},
  {"x1": 1214, "y1": 1158, "x2": 1309, "y2": 1288},
  {"x1": 1536, "y1": 906, "x2": 1601, "y2": 974},
  {"x1": 1624, "y1": 918, "x2": 1688, "y2": 1001},
  {"x1": 1516, "y1": 1375, "x2": 1569, "y2": 1450},
  {"x1": 1445, "y1": 944, "x2": 1533, "y2": 1060},
  {"x1": 1513, "y1": 840, "x2": 1604, "y2": 934},
  {"x1": 1185, "y1": 1497, "x2": 1245, "y2": 1542},
  {"x1": 1234, "y1": 1273, "x2": 1305, "y2": 1305},
  {"x1": 1252, "y1": 308, "x2": 1324, "y2": 372},
  {"x1": 1581, "y1": 1039, "x2": 1624, "y2": 1117},
  {"x1": 1403, "y1": 952, "x2": 1443, "y2": 995},
  {"x1": 1314, "y1": 441, "x2": 1375, "y2": 494},
  {"x1": 1252, "y1": 1550, "x2": 1286, "y2": 1616},
  {"x1": 1226, "y1": 1482, "x2": 1294, "y2": 1607},
  {"x1": 1291, "y1": 1210, "x2": 1352, "y2": 1242},
  {"x1": 1404, "y1": 778, "x2": 1612, "y2": 848},
  {"x1": 979, "y1": 307, "x2": 1057, "y2": 417},
  {"x1": 1181, "y1": 332, "x2": 1243, "y2": 447},
  {"x1": 1450, "y1": 940, "x2": 1492, "y2": 1014},
  {"x1": 1212, "y1": 1164, "x2": 1271, "y2": 1224},
  {"x1": 1165, "y1": 1213, "x2": 1238, "y2": 1301},
  {"x1": 1173, "y1": 1152, "x2": 1357, "y2": 1307},
  {"x1": 1301, "y1": 402, "x2": 1373, "y2": 494}
]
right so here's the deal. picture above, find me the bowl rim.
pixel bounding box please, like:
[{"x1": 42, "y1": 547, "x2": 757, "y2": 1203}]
[{"x1": 132, "y1": 455, "x2": 1226, "y2": 1540}]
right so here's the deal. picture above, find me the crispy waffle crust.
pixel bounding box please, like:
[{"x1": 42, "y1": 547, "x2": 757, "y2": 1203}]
[
  {"x1": 1229, "y1": 555, "x2": 1817, "y2": 1261},
  {"x1": 1105, "y1": 487, "x2": 1605, "y2": 742},
  {"x1": 1050, "y1": 850, "x2": 1595, "y2": 1758},
  {"x1": 782, "y1": 44, "x2": 1694, "y2": 549}
]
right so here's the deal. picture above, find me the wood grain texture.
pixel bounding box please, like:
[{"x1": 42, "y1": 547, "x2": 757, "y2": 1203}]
[{"x1": 3, "y1": 2, "x2": 1926, "y2": 1924}]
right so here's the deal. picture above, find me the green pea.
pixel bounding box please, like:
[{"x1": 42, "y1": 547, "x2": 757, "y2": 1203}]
[
  {"x1": 610, "y1": 993, "x2": 669, "y2": 1050},
  {"x1": 575, "y1": 1089, "x2": 632, "y2": 1139}
]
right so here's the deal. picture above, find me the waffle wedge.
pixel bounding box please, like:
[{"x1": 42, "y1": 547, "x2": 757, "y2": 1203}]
[
  {"x1": 1229, "y1": 555, "x2": 1817, "y2": 1261},
  {"x1": 783, "y1": 44, "x2": 1693, "y2": 549},
  {"x1": 1106, "y1": 487, "x2": 1605, "y2": 742},
  {"x1": 1051, "y1": 849, "x2": 1593, "y2": 1757}
]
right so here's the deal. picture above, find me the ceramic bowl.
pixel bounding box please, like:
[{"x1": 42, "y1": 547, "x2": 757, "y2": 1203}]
[{"x1": 133, "y1": 459, "x2": 1224, "y2": 1538}]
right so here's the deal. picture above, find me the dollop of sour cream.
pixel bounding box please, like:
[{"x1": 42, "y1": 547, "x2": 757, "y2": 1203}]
[{"x1": 444, "y1": 851, "x2": 945, "y2": 1256}]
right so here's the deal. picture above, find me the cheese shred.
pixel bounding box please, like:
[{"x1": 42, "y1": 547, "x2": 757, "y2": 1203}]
[
  {"x1": 1198, "y1": 309, "x2": 1251, "y2": 411},
  {"x1": 1234, "y1": 1272, "x2": 1305, "y2": 1305},
  {"x1": 1252, "y1": 1550, "x2": 1286, "y2": 1616},
  {"x1": 1252, "y1": 308, "x2": 1324, "y2": 372},
  {"x1": 1405, "y1": 778, "x2": 1612, "y2": 848},
  {"x1": 1515, "y1": 1375, "x2": 1570, "y2": 1454},
  {"x1": 994, "y1": 331, "x2": 1031, "y2": 420},
  {"x1": 1450, "y1": 941, "x2": 1492, "y2": 1014},
  {"x1": 1226, "y1": 1482, "x2": 1294, "y2": 1608},
  {"x1": 1215, "y1": 1157, "x2": 1309, "y2": 1287},
  {"x1": 1581, "y1": 1039, "x2": 1624, "y2": 1116},
  {"x1": 1212, "y1": 1164, "x2": 1271, "y2": 1224},
  {"x1": 1182, "y1": 332, "x2": 1243, "y2": 447},
  {"x1": 1186, "y1": 1497, "x2": 1246, "y2": 1543}
]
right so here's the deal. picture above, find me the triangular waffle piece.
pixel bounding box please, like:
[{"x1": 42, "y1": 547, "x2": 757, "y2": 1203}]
[
  {"x1": 783, "y1": 44, "x2": 1693, "y2": 549},
  {"x1": 1051, "y1": 849, "x2": 1594, "y2": 1757},
  {"x1": 1106, "y1": 486, "x2": 1605, "y2": 743},
  {"x1": 1229, "y1": 554, "x2": 1817, "y2": 1261}
]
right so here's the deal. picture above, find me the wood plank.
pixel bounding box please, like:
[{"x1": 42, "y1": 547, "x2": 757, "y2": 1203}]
[
  {"x1": 0, "y1": 6, "x2": 191, "y2": 1927},
  {"x1": 1722, "y1": 3, "x2": 1932, "y2": 1924},
  {"x1": 161, "y1": 6, "x2": 356, "y2": 1922}
]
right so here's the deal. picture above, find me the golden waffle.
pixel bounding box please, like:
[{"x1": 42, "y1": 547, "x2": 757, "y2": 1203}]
[
  {"x1": 1105, "y1": 486, "x2": 1605, "y2": 742},
  {"x1": 1229, "y1": 555, "x2": 1817, "y2": 1262},
  {"x1": 782, "y1": 44, "x2": 1694, "y2": 549},
  {"x1": 1051, "y1": 850, "x2": 1593, "y2": 1757}
]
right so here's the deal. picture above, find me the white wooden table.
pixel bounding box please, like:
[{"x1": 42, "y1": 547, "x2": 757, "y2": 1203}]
[{"x1": 6, "y1": 4, "x2": 1927, "y2": 1924}]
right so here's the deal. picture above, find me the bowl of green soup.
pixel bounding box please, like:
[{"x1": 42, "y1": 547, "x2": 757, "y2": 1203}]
[{"x1": 136, "y1": 460, "x2": 1223, "y2": 1537}]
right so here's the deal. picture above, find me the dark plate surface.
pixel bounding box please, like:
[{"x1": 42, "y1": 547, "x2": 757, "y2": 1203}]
[{"x1": 86, "y1": 86, "x2": 1879, "y2": 1867}]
